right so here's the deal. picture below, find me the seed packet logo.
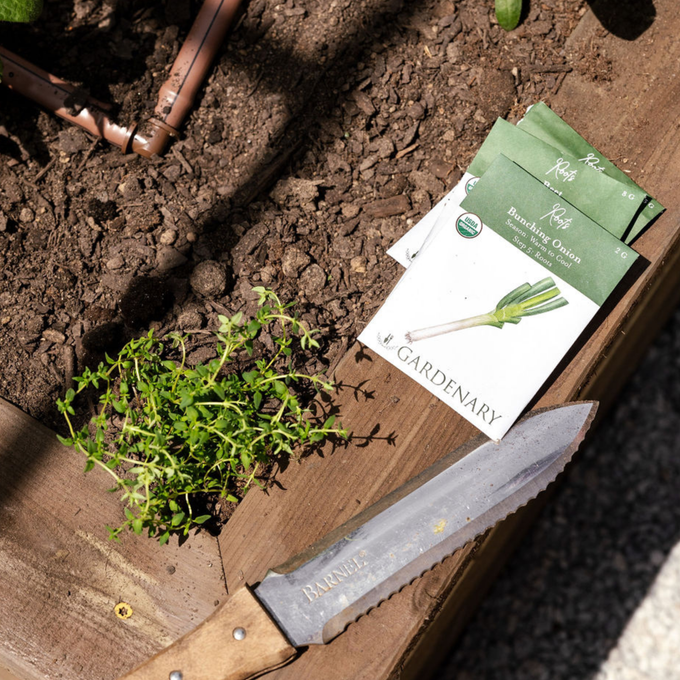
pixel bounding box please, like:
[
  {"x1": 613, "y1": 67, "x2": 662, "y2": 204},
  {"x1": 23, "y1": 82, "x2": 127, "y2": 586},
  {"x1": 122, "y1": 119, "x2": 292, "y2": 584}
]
[
  {"x1": 377, "y1": 331, "x2": 399, "y2": 350},
  {"x1": 456, "y1": 212, "x2": 482, "y2": 238},
  {"x1": 465, "y1": 176, "x2": 479, "y2": 194}
]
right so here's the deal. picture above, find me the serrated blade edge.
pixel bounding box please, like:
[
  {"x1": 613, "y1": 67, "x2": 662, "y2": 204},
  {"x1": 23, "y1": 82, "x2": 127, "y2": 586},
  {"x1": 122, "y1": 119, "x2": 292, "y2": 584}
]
[{"x1": 255, "y1": 402, "x2": 596, "y2": 647}]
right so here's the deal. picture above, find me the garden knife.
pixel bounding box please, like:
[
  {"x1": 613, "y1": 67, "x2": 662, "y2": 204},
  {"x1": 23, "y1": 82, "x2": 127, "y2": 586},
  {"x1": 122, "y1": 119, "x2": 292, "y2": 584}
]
[{"x1": 119, "y1": 401, "x2": 596, "y2": 680}]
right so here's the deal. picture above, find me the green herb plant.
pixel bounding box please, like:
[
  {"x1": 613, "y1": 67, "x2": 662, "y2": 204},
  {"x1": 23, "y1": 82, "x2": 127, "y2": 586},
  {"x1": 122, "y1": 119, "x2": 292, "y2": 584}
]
[
  {"x1": 57, "y1": 287, "x2": 348, "y2": 544},
  {"x1": 0, "y1": 0, "x2": 43, "y2": 79},
  {"x1": 0, "y1": 0, "x2": 41, "y2": 22},
  {"x1": 406, "y1": 277, "x2": 568, "y2": 343},
  {"x1": 495, "y1": 0, "x2": 522, "y2": 31}
]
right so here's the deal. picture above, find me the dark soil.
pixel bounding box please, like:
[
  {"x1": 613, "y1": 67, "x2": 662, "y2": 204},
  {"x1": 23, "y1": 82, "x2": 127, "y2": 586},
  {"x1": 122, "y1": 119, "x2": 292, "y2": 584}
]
[{"x1": 0, "y1": 0, "x2": 602, "y2": 433}]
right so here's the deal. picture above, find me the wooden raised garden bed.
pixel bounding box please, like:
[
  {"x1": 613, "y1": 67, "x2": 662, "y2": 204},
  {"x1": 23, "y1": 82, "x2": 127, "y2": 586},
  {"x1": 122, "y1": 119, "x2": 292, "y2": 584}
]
[{"x1": 3, "y1": 2, "x2": 680, "y2": 679}]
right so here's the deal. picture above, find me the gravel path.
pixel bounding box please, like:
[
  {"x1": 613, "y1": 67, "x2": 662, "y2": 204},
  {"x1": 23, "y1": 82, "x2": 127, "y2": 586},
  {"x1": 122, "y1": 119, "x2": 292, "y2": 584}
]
[{"x1": 437, "y1": 307, "x2": 680, "y2": 679}]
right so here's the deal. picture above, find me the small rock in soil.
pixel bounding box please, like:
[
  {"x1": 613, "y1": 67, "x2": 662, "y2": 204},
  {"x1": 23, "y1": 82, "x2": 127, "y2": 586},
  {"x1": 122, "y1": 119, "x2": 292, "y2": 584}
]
[
  {"x1": 300, "y1": 264, "x2": 326, "y2": 297},
  {"x1": 376, "y1": 137, "x2": 395, "y2": 159},
  {"x1": 160, "y1": 229, "x2": 178, "y2": 246},
  {"x1": 407, "y1": 101, "x2": 426, "y2": 120},
  {"x1": 19, "y1": 207, "x2": 34, "y2": 223},
  {"x1": 118, "y1": 177, "x2": 143, "y2": 201},
  {"x1": 341, "y1": 204, "x2": 361, "y2": 219},
  {"x1": 43, "y1": 329, "x2": 66, "y2": 344},
  {"x1": 156, "y1": 246, "x2": 188, "y2": 272},
  {"x1": 106, "y1": 255, "x2": 125, "y2": 270},
  {"x1": 281, "y1": 246, "x2": 311, "y2": 278},
  {"x1": 190, "y1": 260, "x2": 229, "y2": 297},
  {"x1": 353, "y1": 90, "x2": 376, "y2": 116},
  {"x1": 351, "y1": 256, "x2": 367, "y2": 273}
]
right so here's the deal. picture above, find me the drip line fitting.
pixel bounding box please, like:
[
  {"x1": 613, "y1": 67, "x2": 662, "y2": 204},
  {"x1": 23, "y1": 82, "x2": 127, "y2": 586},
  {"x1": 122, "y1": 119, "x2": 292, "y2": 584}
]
[{"x1": 0, "y1": 0, "x2": 242, "y2": 158}]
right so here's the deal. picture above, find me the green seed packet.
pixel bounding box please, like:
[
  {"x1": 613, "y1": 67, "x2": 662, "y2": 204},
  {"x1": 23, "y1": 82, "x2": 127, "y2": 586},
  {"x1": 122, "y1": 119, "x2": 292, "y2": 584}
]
[
  {"x1": 360, "y1": 156, "x2": 638, "y2": 440},
  {"x1": 467, "y1": 119, "x2": 646, "y2": 241},
  {"x1": 518, "y1": 102, "x2": 664, "y2": 243},
  {"x1": 388, "y1": 113, "x2": 648, "y2": 268}
]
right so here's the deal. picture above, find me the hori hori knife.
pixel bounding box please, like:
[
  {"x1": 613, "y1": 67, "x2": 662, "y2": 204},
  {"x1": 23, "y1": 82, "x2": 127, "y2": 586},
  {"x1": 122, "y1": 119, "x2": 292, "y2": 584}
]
[{"x1": 119, "y1": 401, "x2": 597, "y2": 680}]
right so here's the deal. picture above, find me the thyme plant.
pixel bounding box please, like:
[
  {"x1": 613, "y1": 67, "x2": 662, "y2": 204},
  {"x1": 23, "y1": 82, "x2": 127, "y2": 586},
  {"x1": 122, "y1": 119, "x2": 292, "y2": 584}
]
[{"x1": 57, "y1": 288, "x2": 347, "y2": 543}]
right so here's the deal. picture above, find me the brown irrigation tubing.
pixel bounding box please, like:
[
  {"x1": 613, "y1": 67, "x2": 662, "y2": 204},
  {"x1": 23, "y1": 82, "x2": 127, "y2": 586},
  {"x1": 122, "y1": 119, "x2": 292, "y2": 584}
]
[{"x1": 0, "y1": 0, "x2": 242, "y2": 157}]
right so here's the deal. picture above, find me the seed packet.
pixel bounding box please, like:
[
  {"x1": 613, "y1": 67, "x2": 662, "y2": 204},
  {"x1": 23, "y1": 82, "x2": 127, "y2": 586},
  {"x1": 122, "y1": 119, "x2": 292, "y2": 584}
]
[
  {"x1": 387, "y1": 118, "x2": 645, "y2": 267},
  {"x1": 386, "y1": 171, "x2": 479, "y2": 267},
  {"x1": 517, "y1": 102, "x2": 664, "y2": 243},
  {"x1": 359, "y1": 156, "x2": 638, "y2": 440}
]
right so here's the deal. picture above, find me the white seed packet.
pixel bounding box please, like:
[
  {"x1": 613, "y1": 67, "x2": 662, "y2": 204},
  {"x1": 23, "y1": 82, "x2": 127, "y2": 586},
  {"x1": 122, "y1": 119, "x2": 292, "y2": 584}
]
[
  {"x1": 387, "y1": 172, "x2": 479, "y2": 267},
  {"x1": 359, "y1": 156, "x2": 638, "y2": 440}
]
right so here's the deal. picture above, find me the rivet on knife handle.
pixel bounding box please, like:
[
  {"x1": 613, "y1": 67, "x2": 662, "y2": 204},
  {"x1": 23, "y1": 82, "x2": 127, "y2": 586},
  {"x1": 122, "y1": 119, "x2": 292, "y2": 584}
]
[{"x1": 118, "y1": 585, "x2": 296, "y2": 680}]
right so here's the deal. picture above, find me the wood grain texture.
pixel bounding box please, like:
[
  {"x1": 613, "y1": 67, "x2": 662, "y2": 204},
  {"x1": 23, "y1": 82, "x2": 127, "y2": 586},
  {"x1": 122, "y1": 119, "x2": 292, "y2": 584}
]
[
  {"x1": 0, "y1": 400, "x2": 226, "y2": 680},
  {"x1": 119, "y1": 585, "x2": 296, "y2": 680},
  {"x1": 4, "y1": 4, "x2": 680, "y2": 680}
]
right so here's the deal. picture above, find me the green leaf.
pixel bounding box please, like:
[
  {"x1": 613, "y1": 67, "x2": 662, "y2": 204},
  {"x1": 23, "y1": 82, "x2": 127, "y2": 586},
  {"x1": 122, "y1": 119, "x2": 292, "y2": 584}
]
[
  {"x1": 273, "y1": 381, "x2": 288, "y2": 397},
  {"x1": 194, "y1": 515, "x2": 211, "y2": 524},
  {"x1": 132, "y1": 518, "x2": 143, "y2": 535},
  {"x1": 242, "y1": 370, "x2": 258, "y2": 384},
  {"x1": 0, "y1": 0, "x2": 43, "y2": 22},
  {"x1": 171, "y1": 511, "x2": 185, "y2": 527},
  {"x1": 495, "y1": 0, "x2": 522, "y2": 30}
]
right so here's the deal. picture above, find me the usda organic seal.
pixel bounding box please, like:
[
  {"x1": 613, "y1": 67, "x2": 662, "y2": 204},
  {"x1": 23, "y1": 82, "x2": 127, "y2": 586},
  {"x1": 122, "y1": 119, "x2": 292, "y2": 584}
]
[
  {"x1": 465, "y1": 176, "x2": 479, "y2": 194},
  {"x1": 456, "y1": 212, "x2": 482, "y2": 238}
]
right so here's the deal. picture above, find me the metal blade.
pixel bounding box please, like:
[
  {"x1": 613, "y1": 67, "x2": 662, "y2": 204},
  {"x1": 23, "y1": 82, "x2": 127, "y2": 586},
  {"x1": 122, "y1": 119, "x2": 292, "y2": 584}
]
[{"x1": 255, "y1": 402, "x2": 596, "y2": 647}]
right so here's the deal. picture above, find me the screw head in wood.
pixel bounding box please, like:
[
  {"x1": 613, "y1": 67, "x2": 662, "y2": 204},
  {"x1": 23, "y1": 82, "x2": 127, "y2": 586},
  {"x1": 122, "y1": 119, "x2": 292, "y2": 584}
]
[
  {"x1": 169, "y1": 672, "x2": 183, "y2": 680},
  {"x1": 233, "y1": 627, "x2": 247, "y2": 641}
]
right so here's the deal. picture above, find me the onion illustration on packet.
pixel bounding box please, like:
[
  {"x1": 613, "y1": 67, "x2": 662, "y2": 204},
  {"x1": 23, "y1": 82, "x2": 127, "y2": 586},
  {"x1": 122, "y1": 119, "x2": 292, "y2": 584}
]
[{"x1": 406, "y1": 277, "x2": 568, "y2": 343}]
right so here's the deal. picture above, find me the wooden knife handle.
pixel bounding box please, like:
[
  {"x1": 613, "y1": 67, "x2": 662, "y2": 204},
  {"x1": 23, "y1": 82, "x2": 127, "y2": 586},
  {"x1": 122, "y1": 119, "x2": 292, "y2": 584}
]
[{"x1": 119, "y1": 585, "x2": 296, "y2": 680}]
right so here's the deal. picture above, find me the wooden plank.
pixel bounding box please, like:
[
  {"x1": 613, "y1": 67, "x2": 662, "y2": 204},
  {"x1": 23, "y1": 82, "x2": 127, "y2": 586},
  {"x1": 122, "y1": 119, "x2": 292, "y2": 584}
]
[
  {"x1": 210, "y1": 2, "x2": 680, "y2": 679},
  {"x1": 0, "y1": 400, "x2": 225, "y2": 680}
]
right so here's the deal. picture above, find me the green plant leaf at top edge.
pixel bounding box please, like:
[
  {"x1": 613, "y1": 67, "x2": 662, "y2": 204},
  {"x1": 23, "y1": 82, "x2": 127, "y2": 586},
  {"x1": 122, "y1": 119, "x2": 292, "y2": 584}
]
[
  {"x1": 0, "y1": 0, "x2": 43, "y2": 22},
  {"x1": 495, "y1": 0, "x2": 522, "y2": 30}
]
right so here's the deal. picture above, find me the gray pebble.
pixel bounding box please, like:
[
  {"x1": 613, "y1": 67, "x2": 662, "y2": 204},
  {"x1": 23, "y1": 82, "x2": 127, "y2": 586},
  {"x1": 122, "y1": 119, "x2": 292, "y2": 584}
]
[
  {"x1": 159, "y1": 229, "x2": 178, "y2": 246},
  {"x1": 19, "y1": 207, "x2": 34, "y2": 223},
  {"x1": 156, "y1": 246, "x2": 188, "y2": 272},
  {"x1": 190, "y1": 260, "x2": 227, "y2": 297},
  {"x1": 106, "y1": 255, "x2": 125, "y2": 270},
  {"x1": 281, "y1": 246, "x2": 311, "y2": 278},
  {"x1": 300, "y1": 264, "x2": 326, "y2": 297}
]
